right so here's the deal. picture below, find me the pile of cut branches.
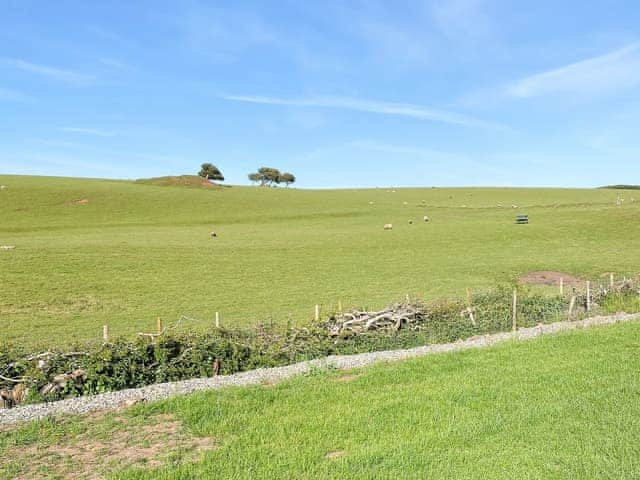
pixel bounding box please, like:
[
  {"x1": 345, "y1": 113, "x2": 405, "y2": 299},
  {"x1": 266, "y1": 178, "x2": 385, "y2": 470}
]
[{"x1": 329, "y1": 302, "x2": 425, "y2": 336}]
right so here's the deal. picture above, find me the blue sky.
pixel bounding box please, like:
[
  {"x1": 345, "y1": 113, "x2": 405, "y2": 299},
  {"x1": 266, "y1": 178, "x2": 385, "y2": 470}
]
[{"x1": 1, "y1": 1, "x2": 640, "y2": 188}]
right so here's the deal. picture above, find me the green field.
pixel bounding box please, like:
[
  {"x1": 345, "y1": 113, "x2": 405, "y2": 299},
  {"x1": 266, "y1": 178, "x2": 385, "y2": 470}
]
[
  {"x1": 1, "y1": 175, "x2": 639, "y2": 347},
  {"x1": 3, "y1": 320, "x2": 640, "y2": 479}
]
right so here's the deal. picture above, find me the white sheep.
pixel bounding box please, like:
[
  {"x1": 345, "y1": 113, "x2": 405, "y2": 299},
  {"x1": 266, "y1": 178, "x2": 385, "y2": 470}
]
[{"x1": 383, "y1": 224, "x2": 393, "y2": 230}]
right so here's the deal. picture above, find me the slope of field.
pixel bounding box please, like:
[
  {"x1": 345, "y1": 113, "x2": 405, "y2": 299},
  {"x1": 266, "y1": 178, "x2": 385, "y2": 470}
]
[
  {"x1": 3, "y1": 320, "x2": 640, "y2": 479},
  {"x1": 1, "y1": 175, "x2": 639, "y2": 347}
]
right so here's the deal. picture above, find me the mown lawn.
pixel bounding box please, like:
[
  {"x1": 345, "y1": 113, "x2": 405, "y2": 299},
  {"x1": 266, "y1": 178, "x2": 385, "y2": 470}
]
[
  {"x1": 1, "y1": 174, "x2": 639, "y2": 347},
  {"x1": 2, "y1": 320, "x2": 640, "y2": 479}
]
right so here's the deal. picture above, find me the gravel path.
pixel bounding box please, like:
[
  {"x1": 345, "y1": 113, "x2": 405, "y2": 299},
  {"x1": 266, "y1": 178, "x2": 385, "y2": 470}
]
[{"x1": 2, "y1": 312, "x2": 638, "y2": 427}]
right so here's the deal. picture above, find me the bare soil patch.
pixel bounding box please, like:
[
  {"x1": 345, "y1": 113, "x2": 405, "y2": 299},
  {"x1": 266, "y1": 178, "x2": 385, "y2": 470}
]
[
  {"x1": 325, "y1": 450, "x2": 345, "y2": 460},
  {"x1": 72, "y1": 198, "x2": 90, "y2": 205},
  {"x1": 8, "y1": 413, "x2": 216, "y2": 479},
  {"x1": 519, "y1": 271, "x2": 585, "y2": 287},
  {"x1": 334, "y1": 373, "x2": 362, "y2": 383}
]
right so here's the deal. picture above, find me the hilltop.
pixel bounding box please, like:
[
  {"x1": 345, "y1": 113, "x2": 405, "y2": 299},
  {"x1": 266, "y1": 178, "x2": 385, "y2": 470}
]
[{"x1": 135, "y1": 175, "x2": 222, "y2": 189}]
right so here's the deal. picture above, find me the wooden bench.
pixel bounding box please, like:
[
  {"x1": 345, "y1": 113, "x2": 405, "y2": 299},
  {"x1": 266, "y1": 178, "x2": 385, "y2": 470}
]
[{"x1": 515, "y1": 215, "x2": 529, "y2": 224}]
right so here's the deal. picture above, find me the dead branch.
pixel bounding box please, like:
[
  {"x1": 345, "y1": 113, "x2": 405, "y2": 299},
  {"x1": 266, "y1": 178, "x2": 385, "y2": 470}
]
[{"x1": 329, "y1": 303, "x2": 424, "y2": 335}]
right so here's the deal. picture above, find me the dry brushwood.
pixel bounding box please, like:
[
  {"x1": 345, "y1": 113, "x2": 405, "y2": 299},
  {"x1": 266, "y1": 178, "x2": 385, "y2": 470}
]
[
  {"x1": 329, "y1": 302, "x2": 423, "y2": 336},
  {"x1": 39, "y1": 369, "x2": 86, "y2": 397},
  {"x1": 1, "y1": 383, "x2": 28, "y2": 409}
]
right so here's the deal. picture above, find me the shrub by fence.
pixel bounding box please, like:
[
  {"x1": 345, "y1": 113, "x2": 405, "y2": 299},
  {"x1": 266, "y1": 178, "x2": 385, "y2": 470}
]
[{"x1": 1, "y1": 281, "x2": 639, "y2": 408}]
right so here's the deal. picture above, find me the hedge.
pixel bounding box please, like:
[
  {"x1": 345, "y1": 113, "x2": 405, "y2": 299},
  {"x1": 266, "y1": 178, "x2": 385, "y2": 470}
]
[{"x1": 1, "y1": 282, "x2": 638, "y2": 406}]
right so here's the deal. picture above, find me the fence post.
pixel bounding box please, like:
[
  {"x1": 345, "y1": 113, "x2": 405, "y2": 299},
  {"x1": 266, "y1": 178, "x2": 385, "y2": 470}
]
[
  {"x1": 102, "y1": 325, "x2": 109, "y2": 343},
  {"x1": 338, "y1": 300, "x2": 342, "y2": 314},
  {"x1": 512, "y1": 289, "x2": 517, "y2": 333},
  {"x1": 610, "y1": 273, "x2": 614, "y2": 288},
  {"x1": 586, "y1": 281, "x2": 591, "y2": 311},
  {"x1": 315, "y1": 304, "x2": 320, "y2": 321},
  {"x1": 215, "y1": 312, "x2": 220, "y2": 328},
  {"x1": 156, "y1": 317, "x2": 162, "y2": 335},
  {"x1": 559, "y1": 277, "x2": 564, "y2": 296},
  {"x1": 568, "y1": 296, "x2": 576, "y2": 318}
]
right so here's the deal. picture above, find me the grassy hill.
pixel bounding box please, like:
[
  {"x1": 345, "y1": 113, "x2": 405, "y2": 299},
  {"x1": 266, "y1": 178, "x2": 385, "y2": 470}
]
[
  {"x1": 135, "y1": 175, "x2": 222, "y2": 188},
  {"x1": 3, "y1": 320, "x2": 640, "y2": 478},
  {"x1": 1, "y1": 174, "x2": 640, "y2": 347}
]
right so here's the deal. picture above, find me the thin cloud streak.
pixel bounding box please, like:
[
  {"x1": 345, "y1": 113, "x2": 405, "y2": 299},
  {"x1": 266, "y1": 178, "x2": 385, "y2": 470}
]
[
  {"x1": 4, "y1": 59, "x2": 94, "y2": 84},
  {"x1": 507, "y1": 42, "x2": 640, "y2": 98},
  {"x1": 0, "y1": 86, "x2": 31, "y2": 101},
  {"x1": 220, "y1": 94, "x2": 505, "y2": 129},
  {"x1": 59, "y1": 127, "x2": 116, "y2": 137}
]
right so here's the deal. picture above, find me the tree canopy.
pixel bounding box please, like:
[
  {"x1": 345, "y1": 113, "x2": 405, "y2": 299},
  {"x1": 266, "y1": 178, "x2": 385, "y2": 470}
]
[
  {"x1": 280, "y1": 172, "x2": 295, "y2": 187},
  {"x1": 248, "y1": 167, "x2": 282, "y2": 186},
  {"x1": 198, "y1": 163, "x2": 224, "y2": 181}
]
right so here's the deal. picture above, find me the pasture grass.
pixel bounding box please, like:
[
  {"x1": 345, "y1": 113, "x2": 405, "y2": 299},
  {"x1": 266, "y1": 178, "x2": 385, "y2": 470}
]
[
  {"x1": 2, "y1": 320, "x2": 640, "y2": 479},
  {"x1": 1, "y1": 174, "x2": 639, "y2": 347}
]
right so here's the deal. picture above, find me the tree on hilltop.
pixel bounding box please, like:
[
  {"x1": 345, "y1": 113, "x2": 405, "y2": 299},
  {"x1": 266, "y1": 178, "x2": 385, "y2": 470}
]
[
  {"x1": 248, "y1": 172, "x2": 261, "y2": 185},
  {"x1": 249, "y1": 167, "x2": 282, "y2": 186},
  {"x1": 198, "y1": 163, "x2": 224, "y2": 182},
  {"x1": 280, "y1": 172, "x2": 295, "y2": 187}
]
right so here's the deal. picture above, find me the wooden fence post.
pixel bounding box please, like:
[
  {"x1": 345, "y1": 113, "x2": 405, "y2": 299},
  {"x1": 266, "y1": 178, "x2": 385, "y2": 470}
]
[
  {"x1": 338, "y1": 300, "x2": 342, "y2": 314},
  {"x1": 559, "y1": 277, "x2": 564, "y2": 296},
  {"x1": 156, "y1": 317, "x2": 162, "y2": 335},
  {"x1": 315, "y1": 304, "x2": 320, "y2": 321},
  {"x1": 610, "y1": 273, "x2": 614, "y2": 288},
  {"x1": 586, "y1": 281, "x2": 591, "y2": 311},
  {"x1": 102, "y1": 325, "x2": 109, "y2": 343},
  {"x1": 512, "y1": 289, "x2": 517, "y2": 333},
  {"x1": 215, "y1": 312, "x2": 220, "y2": 328},
  {"x1": 568, "y1": 296, "x2": 576, "y2": 318}
]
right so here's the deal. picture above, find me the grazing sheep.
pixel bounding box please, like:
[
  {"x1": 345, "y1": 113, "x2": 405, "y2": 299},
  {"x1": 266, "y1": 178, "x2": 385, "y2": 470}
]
[
  {"x1": 383, "y1": 223, "x2": 393, "y2": 230},
  {"x1": 210, "y1": 232, "x2": 217, "y2": 238},
  {"x1": 403, "y1": 201, "x2": 408, "y2": 205},
  {"x1": 511, "y1": 204, "x2": 519, "y2": 208},
  {"x1": 0, "y1": 185, "x2": 6, "y2": 190},
  {"x1": 408, "y1": 219, "x2": 413, "y2": 225},
  {"x1": 423, "y1": 215, "x2": 430, "y2": 222},
  {"x1": 369, "y1": 201, "x2": 374, "y2": 205}
]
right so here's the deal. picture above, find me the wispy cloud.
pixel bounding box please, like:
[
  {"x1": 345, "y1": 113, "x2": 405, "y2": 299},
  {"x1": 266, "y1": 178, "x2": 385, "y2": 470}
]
[
  {"x1": 59, "y1": 127, "x2": 116, "y2": 137},
  {"x1": 4, "y1": 59, "x2": 94, "y2": 84},
  {"x1": 430, "y1": 0, "x2": 492, "y2": 40},
  {"x1": 98, "y1": 58, "x2": 128, "y2": 70},
  {"x1": 220, "y1": 94, "x2": 505, "y2": 129},
  {"x1": 507, "y1": 42, "x2": 640, "y2": 98},
  {"x1": 178, "y1": 4, "x2": 279, "y2": 63},
  {"x1": 87, "y1": 26, "x2": 130, "y2": 45},
  {"x1": 28, "y1": 137, "x2": 187, "y2": 166},
  {"x1": 0, "y1": 86, "x2": 31, "y2": 102},
  {"x1": 350, "y1": 140, "x2": 460, "y2": 159}
]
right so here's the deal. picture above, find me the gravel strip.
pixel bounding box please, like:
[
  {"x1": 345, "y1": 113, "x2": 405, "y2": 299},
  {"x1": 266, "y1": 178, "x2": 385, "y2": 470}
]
[{"x1": 2, "y1": 312, "x2": 639, "y2": 427}]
